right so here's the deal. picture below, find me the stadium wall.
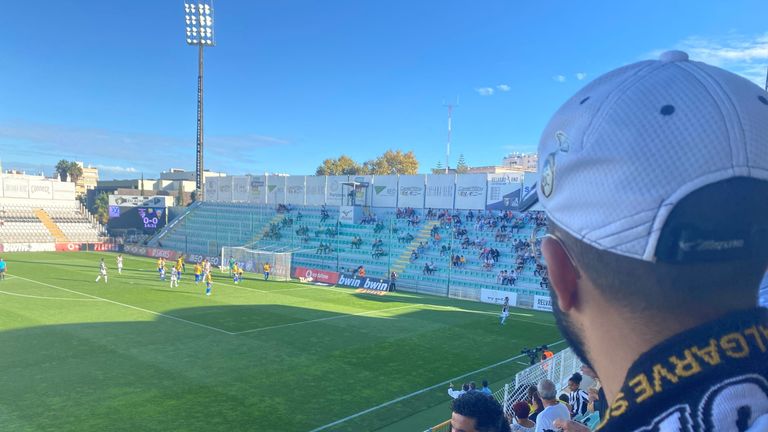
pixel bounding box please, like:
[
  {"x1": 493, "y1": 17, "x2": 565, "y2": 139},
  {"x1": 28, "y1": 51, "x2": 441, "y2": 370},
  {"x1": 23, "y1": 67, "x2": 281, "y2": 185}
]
[{"x1": 202, "y1": 173, "x2": 535, "y2": 211}]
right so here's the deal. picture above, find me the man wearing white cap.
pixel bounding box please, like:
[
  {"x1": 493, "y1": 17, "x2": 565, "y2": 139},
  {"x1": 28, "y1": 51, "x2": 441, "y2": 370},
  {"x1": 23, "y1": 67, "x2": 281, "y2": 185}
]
[{"x1": 534, "y1": 51, "x2": 768, "y2": 431}]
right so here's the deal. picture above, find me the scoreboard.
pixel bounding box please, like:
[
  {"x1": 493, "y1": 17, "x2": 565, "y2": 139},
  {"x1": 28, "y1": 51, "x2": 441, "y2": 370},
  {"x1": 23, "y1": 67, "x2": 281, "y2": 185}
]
[{"x1": 107, "y1": 206, "x2": 168, "y2": 233}]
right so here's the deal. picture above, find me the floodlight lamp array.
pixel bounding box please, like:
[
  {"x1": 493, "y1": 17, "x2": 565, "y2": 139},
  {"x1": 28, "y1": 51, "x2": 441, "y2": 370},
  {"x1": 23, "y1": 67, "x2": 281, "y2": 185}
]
[{"x1": 184, "y1": 2, "x2": 214, "y2": 46}]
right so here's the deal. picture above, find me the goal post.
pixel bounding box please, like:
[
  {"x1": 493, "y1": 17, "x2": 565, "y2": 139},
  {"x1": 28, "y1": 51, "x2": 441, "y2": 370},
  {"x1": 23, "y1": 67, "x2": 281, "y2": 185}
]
[{"x1": 220, "y1": 246, "x2": 292, "y2": 281}]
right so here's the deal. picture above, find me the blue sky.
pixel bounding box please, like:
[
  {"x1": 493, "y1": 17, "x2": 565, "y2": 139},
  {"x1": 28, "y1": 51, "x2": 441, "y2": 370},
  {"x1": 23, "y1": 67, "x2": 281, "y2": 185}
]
[{"x1": 1, "y1": 0, "x2": 767, "y2": 180}]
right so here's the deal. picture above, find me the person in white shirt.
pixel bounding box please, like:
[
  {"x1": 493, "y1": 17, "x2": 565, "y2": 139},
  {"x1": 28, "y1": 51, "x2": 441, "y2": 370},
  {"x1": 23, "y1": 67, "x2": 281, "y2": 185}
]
[
  {"x1": 533, "y1": 380, "x2": 569, "y2": 432},
  {"x1": 116, "y1": 255, "x2": 123, "y2": 274},
  {"x1": 95, "y1": 258, "x2": 108, "y2": 283},
  {"x1": 448, "y1": 383, "x2": 469, "y2": 399}
]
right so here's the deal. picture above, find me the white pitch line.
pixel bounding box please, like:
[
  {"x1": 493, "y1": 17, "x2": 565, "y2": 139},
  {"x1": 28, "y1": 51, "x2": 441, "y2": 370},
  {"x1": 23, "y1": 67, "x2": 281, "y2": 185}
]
[
  {"x1": 0, "y1": 289, "x2": 103, "y2": 301},
  {"x1": 234, "y1": 304, "x2": 420, "y2": 334},
  {"x1": 308, "y1": 339, "x2": 566, "y2": 432},
  {"x1": 10, "y1": 274, "x2": 235, "y2": 335},
  {"x1": 429, "y1": 304, "x2": 557, "y2": 327}
]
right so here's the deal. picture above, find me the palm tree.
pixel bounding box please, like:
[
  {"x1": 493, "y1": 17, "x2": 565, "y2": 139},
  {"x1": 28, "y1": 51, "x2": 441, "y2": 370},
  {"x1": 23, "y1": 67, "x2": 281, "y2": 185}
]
[
  {"x1": 93, "y1": 192, "x2": 110, "y2": 224},
  {"x1": 55, "y1": 160, "x2": 70, "y2": 182},
  {"x1": 67, "y1": 162, "x2": 83, "y2": 184}
]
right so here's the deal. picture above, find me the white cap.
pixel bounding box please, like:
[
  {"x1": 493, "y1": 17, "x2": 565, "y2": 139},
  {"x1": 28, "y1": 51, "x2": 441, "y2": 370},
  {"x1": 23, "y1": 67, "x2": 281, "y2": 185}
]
[{"x1": 538, "y1": 50, "x2": 768, "y2": 262}]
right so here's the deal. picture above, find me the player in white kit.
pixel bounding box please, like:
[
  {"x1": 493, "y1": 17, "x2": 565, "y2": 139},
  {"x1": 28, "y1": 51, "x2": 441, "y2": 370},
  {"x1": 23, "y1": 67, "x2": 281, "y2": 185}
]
[
  {"x1": 116, "y1": 255, "x2": 123, "y2": 274},
  {"x1": 499, "y1": 296, "x2": 509, "y2": 325},
  {"x1": 95, "y1": 258, "x2": 108, "y2": 283}
]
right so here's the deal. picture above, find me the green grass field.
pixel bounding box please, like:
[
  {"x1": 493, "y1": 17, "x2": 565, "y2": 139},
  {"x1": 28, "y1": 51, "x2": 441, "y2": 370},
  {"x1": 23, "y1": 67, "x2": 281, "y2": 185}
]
[{"x1": 0, "y1": 251, "x2": 562, "y2": 432}]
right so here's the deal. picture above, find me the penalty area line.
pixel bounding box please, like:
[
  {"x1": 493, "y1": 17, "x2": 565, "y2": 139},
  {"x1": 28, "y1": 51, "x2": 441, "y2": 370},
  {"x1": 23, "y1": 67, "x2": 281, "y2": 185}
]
[
  {"x1": 234, "y1": 304, "x2": 420, "y2": 334},
  {"x1": 9, "y1": 274, "x2": 235, "y2": 335},
  {"x1": 308, "y1": 339, "x2": 566, "y2": 432}
]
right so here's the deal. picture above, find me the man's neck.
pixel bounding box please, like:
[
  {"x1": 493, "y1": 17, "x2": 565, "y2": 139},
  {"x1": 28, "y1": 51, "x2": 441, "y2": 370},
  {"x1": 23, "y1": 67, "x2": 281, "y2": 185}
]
[
  {"x1": 542, "y1": 399, "x2": 559, "y2": 408},
  {"x1": 582, "y1": 300, "x2": 749, "y2": 403}
]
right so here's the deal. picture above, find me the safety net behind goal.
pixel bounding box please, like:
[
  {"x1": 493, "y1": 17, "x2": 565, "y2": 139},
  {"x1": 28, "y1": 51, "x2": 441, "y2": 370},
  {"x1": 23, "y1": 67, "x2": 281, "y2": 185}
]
[{"x1": 220, "y1": 246, "x2": 292, "y2": 282}]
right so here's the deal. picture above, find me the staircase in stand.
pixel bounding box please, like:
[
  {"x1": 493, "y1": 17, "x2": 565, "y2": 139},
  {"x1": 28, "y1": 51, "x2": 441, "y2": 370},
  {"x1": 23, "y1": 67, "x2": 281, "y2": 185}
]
[
  {"x1": 389, "y1": 220, "x2": 438, "y2": 275},
  {"x1": 34, "y1": 209, "x2": 69, "y2": 243}
]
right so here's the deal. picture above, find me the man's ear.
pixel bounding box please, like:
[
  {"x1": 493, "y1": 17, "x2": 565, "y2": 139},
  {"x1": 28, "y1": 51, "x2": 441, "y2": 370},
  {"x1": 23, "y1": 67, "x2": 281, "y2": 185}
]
[{"x1": 541, "y1": 236, "x2": 580, "y2": 311}]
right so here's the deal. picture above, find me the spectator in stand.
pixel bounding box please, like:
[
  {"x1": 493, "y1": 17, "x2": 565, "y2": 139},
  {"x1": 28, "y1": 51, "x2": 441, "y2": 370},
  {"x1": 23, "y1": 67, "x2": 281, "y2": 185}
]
[
  {"x1": 460, "y1": 255, "x2": 466, "y2": 267},
  {"x1": 468, "y1": 382, "x2": 477, "y2": 392},
  {"x1": 450, "y1": 391, "x2": 511, "y2": 432},
  {"x1": 357, "y1": 266, "x2": 365, "y2": 277},
  {"x1": 533, "y1": 380, "x2": 570, "y2": 432},
  {"x1": 526, "y1": 386, "x2": 544, "y2": 422},
  {"x1": 510, "y1": 401, "x2": 536, "y2": 432},
  {"x1": 448, "y1": 383, "x2": 469, "y2": 399},
  {"x1": 480, "y1": 380, "x2": 492, "y2": 395},
  {"x1": 389, "y1": 271, "x2": 397, "y2": 292},
  {"x1": 567, "y1": 373, "x2": 589, "y2": 417}
]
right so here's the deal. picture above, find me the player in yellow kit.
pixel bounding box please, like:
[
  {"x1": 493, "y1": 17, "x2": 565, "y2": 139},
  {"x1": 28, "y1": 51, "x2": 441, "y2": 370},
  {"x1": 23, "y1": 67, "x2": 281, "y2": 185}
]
[
  {"x1": 194, "y1": 262, "x2": 203, "y2": 284},
  {"x1": 204, "y1": 272, "x2": 213, "y2": 296}
]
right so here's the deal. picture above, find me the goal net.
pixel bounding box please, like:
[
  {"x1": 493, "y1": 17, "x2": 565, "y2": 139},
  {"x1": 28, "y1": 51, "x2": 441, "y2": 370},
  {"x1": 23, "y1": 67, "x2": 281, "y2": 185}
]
[{"x1": 220, "y1": 246, "x2": 292, "y2": 282}]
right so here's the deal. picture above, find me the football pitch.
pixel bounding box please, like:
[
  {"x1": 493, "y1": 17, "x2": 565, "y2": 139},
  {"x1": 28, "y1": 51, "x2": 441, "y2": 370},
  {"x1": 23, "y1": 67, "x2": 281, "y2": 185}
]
[{"x1": 0, "y1": 252, "x2": 562, "y2": 432}]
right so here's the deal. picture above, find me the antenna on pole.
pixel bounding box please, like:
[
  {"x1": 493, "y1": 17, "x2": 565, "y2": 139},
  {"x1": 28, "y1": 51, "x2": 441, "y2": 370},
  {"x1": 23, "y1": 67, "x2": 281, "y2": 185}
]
[{"x1": 443, "y1": 97, "x2": 459, "y2": 174}]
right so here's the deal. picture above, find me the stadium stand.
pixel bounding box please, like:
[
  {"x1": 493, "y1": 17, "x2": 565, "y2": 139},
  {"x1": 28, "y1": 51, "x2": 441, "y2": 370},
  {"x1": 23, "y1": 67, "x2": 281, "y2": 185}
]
[
  {"x1": 0, "y1": 200, "x2": 104, "y2": 243},
  {"x1": 148, "y1": 202, "x2": 550, "y2": 303}
]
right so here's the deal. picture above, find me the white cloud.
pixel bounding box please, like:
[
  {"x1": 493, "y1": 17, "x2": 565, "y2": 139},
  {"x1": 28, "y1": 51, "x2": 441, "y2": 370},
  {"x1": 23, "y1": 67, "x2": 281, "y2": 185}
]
[
  {"x1": 496, "y1": 84, "x2": 511, "y2": 92},
  {"x1": 93, "y1": 164, "x2": 138, "y2": 173},
  {"x1": 656, "y1": 33, "x2": 768, "y2": 85},
  {"x1": 476, "y1": 87, "x2": 495, "y2": 96},
  {"x1": 575, "y1": 72, "x2": 587, "y2": 80},
  {"x1": 553, "y1": 75, "x2": 567, "y2": 83}
]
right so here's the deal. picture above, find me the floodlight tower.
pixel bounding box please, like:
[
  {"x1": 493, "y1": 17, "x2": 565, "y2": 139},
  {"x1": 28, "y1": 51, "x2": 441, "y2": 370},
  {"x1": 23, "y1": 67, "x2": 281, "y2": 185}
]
[
  {"x1": 184, "y1": 1, "x2": 215, "y2": 201},
  {"x1": 443, "y1": 98, "x2": 459, "y2": 174}
]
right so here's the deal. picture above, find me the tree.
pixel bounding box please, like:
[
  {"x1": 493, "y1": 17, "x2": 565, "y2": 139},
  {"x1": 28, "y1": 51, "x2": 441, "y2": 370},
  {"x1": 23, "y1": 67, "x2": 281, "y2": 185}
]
[
  {"x1": 176, "y1": 182, "x2": 184, "y2": 207},
  {"x1": 67, "y1": 162, "x2": 83, "y2": 184},
  {"x1": 456, "y1": 154, "x2": 469, "y2": 174},
  {"x1": 55, "y1": 159, "x2": 70, "y2": 182},
  {"x1": 369, "y1": 150, "x2": 419, "y2": 175},
  {"x1": 431, "y1": 161, "x2": 444, "y2": 174},
  {"x1": 315, "y1": 155, "x2": 363, "y2": 175},
  {"x1": 92, "y1": 192, "x2": 110, "y2": 224},
  {"x1": 190, "y1": 189, "x2": 198, "y2": 204}
]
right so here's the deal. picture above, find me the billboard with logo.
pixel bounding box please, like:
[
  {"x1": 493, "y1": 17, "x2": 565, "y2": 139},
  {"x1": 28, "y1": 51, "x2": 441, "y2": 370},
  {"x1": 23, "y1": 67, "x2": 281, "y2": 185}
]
[
  {"x1": 371, "y1": 175, "x2": 398, "y2": 207},
  {"x1": 349, "y1": 175, "x2": 373, "y2": 207},
  {"x1": 486, "y1": 173, "x2": 524, "y2": 210},
  {"x1": 267, "y1": 175, "x2": 286, "y2": 205},
  {"x1": 108, "y1": 195, "x2": 173, "y2": 208},
  {"x1": 249, "y1": 175, "x2": 267, "y2": 205},
  {"x1": 293, "y1": 266, "x2": 340, "y2": 285},
  {"x1": 397, "y1": 175, "x2": 425, "y2": 208},
  {"x1": 28, "y1": 180, "x2": 53, "y2": 200},
  {"x1": 232, "y1": 176, "x2": 250, "y2": 202},
  {"x1": 217, "y1": 176, "x2": 233, "y2": 202},
  {"x1": 205, "y1": 176, "x2": 219, "y2": 201},
  {"x1": 326, "y1": 176, "x2": 348, "y2": 205},
  {"x1": 479, "y1": 289, "x2": 518, "y2": 306},
  {"x1": 285, "y1": 176, "x2": 306, "y2": 205},
  {"x1": 533, "y1": 294, "x2": 553, "y2": 312},
  {"x1": 455, "y1": 174, "x2": 487, "y2": 209},
  {"x1": 425, "y1": 174, "x2": 456, "y2": 209},
  {"x1": 305, "y1": 176, "x2": 326, "y2": 205},
  {"x1": 519, "y1": 172, "x2": 539, "y2": 211}
]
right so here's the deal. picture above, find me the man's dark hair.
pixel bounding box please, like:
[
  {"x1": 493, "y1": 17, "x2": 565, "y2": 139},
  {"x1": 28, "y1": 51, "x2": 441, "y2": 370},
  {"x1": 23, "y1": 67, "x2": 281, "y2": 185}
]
[
  {"x1": 451, "y1": 392, "x2": 511, "y2": 432},
  {"x1": 569, "y1": 372, "x2": 582, "y2": 385},
  {"x1": 482, "y1": 380, "x2": 489, "y2": 387},
  {"x1": 549, "y1": 178, "x2": 768, "y2": 317},
  {"x1": 559, "y1": 394, "x2": 570, "y2": 404}
]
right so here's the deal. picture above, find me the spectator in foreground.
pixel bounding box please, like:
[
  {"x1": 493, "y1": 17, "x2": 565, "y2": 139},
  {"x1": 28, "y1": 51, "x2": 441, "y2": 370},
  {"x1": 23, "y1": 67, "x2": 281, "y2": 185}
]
[
  {"x1": 510, "y1": 401, "x2": 535, "y2": 432},
  {"x1": 480, "y1": 380, "x2": 492, "y2": 396},
  {"x1": 451, "y1": 391, "x2": 511, "y2": 432},
  {"x1": 532, "y1": 380, "x2": 569, "y2": 432},
  {"x1": 566, "y1": 373, "x2": 588, "y2": 417},
  {"x1": 535, "y1": 51, "x2": 768, "y2": 430}
]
